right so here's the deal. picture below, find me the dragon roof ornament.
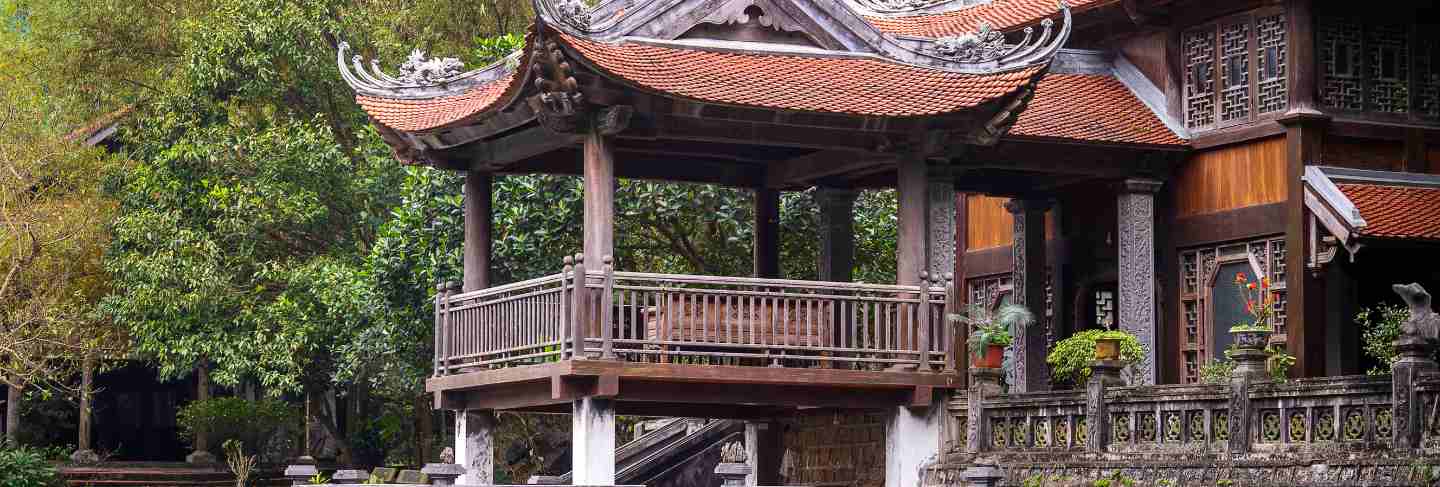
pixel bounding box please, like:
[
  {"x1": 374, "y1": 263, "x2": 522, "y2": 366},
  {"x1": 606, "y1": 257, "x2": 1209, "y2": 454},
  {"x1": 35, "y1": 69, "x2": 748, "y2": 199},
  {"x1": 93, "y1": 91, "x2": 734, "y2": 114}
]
[
  {"x1": 932, "y1": 17, "x2": 1052, "y2": 63},
  {"x1": 336, "y1": 41, "x2": 520, "y2": 99},
  {"x1": 850, "y1": 0, "x2": 990, "y2": 16}
]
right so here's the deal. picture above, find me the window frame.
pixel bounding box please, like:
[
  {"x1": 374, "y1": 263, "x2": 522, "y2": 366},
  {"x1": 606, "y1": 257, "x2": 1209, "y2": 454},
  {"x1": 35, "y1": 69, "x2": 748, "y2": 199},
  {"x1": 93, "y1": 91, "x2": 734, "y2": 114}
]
[{"x1": 1181, "y1": 6, "x2": 1290, "y2": 133}]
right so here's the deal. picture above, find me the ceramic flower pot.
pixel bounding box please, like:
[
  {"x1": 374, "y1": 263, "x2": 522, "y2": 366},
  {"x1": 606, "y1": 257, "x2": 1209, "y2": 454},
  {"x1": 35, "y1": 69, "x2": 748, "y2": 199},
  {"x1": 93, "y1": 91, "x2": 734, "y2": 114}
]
[
  {"x1": 973, "y1": 344, "x2": 1005, "y2": 368},
  {"x1": 1095, "y1": 337, "x2": 1122, "y2": 361},
  {"x1": 1231, "y1": 329, "x2": 1271, "y2": 350}
]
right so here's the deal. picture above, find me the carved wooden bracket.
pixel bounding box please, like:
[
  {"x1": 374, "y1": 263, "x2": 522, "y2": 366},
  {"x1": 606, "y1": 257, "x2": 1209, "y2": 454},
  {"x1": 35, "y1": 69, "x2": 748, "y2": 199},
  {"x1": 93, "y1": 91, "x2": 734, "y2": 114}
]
[{"x1": 530, "y1": 38, "x2": 587, "y2": 133}]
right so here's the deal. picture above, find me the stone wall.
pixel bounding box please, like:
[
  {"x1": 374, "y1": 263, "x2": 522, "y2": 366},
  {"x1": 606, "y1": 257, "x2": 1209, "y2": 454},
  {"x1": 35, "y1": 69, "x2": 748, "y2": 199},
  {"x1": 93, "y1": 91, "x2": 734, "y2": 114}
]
[
  {"x1": 780, "y1": 410, "x2": 887, "y2": 487},
  {"x1": 924, "y1": 456, "x2": 1440, "y2": 487}
]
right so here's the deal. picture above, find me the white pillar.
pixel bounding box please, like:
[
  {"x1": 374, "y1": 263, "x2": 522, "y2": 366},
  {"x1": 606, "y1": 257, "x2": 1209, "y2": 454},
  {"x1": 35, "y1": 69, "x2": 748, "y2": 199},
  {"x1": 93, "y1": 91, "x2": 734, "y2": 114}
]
[
  {"x1": 455, "y1": 410, "x2": 495, "y2": 485},
  {"x1": 884, "y1": 399, "x2": 943, "y2": 487},
  {"x1": 572, "y1": 397, "x2": 616, "y2": 485},
  {"x1": 1117, "y1": 178, "x2": 1162, "y2": 385}
]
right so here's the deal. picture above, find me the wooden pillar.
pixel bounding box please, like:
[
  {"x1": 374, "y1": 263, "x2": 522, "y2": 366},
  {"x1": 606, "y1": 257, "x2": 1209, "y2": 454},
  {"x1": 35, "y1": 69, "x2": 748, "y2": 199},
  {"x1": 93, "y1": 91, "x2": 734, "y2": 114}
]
[
  {"x1": 1006, "y1": 198, "x2": 1050, "y2": 393},
  {"x1": 1282, "y1": 0, "x2": 1328, "y2": 377},
  {"x1": 954, "y1": 192, "x2": 970, "y2": 378},
  {"x1": 463, "y1": 171, "x2": 493, "y2": 292},
  {"x1": 897, "y1": 157, "x2": 927, "y2": 286},
  {"x1": 583, "y1": 132, "x2": 615, "y2": 268},
  {"x1": 455, "y1": 410, "x2": 496, "y2": 484},
  {"x1": 815, "y1": 188, "x2": 856, "y2": 282},
  {"x1": 754, "y1": 188, "x2": 780, "y2": 278},
  {"x1": 1117, "y1": 179, "x2": 1162, "y2": 385},
  {"x1": 571, "y1": 397, "x2": 616, "y2": 485}
]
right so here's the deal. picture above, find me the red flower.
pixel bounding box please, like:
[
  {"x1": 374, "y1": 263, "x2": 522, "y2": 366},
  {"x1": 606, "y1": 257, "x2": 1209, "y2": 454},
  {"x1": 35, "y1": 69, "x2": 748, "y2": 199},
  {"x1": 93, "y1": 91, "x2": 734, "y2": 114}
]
[{"x1": 1234, "y1": 273, "x2": 1246, "y2": 283}]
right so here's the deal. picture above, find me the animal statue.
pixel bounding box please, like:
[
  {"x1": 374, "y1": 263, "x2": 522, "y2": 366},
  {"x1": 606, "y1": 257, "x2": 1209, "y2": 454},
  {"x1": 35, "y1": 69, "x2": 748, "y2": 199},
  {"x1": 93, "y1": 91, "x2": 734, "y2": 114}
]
[
  {"x1": 439, "y1": 446, "x2": 455, "y2": 464},
  {"x1": 1392, "y1": 283, "x2": 1440, "y2": 343}
]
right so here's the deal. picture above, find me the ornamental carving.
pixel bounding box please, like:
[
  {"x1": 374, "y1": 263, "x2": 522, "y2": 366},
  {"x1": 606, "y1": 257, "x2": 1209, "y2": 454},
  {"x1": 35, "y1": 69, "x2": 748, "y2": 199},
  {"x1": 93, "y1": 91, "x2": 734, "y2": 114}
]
[
  {"x1": 556, "y1": 0, "x2": 592, "y2": 30},
  {"x1": 1117, "y1": 183, "x2": 1158, "y2": 385},
  {"x1": 397, "y1": 49, "x2": 465, "y2": 85},
  {"x1": 933, "y1": 21, "x2": 1006, "y2": 62}
]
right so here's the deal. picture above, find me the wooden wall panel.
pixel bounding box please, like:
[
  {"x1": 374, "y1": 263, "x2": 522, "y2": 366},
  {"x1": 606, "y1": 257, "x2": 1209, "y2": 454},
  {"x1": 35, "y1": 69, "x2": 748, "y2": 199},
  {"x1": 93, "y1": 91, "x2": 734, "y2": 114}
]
[
  {"x1": 1427, "y1": 147, "x2": 1440, "y2": 174},
  {"x1": 966, "y1": 195, "x2": 1013, "y2": 250},
  {"x1": 1174, "y1": 136, "x2": 1287, "y2": 218},
  {"x1": 965, "y1": 195, "x2": 1057, "y2": 250},
  {"x1": 1323, "y1": 136, "x2": 1403, "y2": 171}
]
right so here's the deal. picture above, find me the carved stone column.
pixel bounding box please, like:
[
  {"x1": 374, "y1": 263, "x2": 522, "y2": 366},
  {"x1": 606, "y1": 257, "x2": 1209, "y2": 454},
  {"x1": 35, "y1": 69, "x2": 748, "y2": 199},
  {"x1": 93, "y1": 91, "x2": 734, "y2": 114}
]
[
  {"x1": 1086, "y1": 360, "x2": 1123, "y2": 453},
  {"x1": 1117, "y1": 178, "x2": 1162, "y2": 385},
  {"x1": 966, "y1": 367, "x2": 1003, "y2": 454},
  {"x1": 927, "y1": 167, "x2": 957, "y2": 281},
  {"x1": 816, "y1": 188, "x2": 857, "y2": 283},
  {"x1": 1005, "y1": 198, "x2": 1050, "y2": 393}
]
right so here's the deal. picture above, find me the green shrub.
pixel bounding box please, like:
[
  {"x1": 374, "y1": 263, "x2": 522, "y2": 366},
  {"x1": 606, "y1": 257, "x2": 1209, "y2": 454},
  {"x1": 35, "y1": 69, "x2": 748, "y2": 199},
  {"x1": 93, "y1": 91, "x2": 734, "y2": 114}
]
[
  {"x1": 177, "y1": 397, "x2": 299, "y2": 458},
  {"x1": 1046, "y1": 329, "x2": 1144, "y2": 386},
  {"x1": 1354, "y1": 303, "x2": 1440, "y2": 375},
  {"x1": 0, "y1": 445, "x2": 59, "y2": 487}
]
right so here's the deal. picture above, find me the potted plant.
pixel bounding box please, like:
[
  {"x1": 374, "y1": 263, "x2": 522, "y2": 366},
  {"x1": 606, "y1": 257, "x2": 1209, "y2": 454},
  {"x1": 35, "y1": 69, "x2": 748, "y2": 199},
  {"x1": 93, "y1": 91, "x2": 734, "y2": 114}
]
[
  {"x1": 1047, "y1": 329, "x2": 1144, "y2": 386},
  {"x1": 953, "y1": 303, "x2": 1034, "y2": 369},
  {"x1": 1228, "y1": 273, "x2": 1276, "y2": 350}
]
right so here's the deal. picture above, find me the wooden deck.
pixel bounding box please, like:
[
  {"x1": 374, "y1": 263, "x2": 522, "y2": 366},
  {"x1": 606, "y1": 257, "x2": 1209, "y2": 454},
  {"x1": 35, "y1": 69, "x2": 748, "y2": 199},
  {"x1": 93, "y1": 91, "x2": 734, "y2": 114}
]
[{"x1": 428, "y1": 267, "x2": 964, "y2": 412}]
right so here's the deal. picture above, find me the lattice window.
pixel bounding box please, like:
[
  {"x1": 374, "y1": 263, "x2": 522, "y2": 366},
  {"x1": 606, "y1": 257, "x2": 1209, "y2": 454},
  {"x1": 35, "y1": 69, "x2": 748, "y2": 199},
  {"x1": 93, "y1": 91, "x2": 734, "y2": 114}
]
[
  {"x1": 1255, "y1": 14, "x2": 1288, "y2": 113},
  {"x1": 1220, "y1": 21, "x2": 1252, "y2": 122},
  {"x1": 967, "y1": 275, "x2": 1013, "y2": 310},
  {"x1": 1367, "y1": 23, "x2": 1410, "y2": 114},
  {"x1": 1418, "y1": 36, "x2": 1440, "y2": 118},
  {"x1": 1183, "y1": 28, "x2": 1217, "y2": 130},
  {"x1": 1320, "y1": 16, "x2": 1365, "y2": 111},
  {"x1": 1093, "y1": 289, "x2": 1116, "y2": 330},
  {"x1": 1177, "y1": 236, "x2": 1288, "y2": 384}
]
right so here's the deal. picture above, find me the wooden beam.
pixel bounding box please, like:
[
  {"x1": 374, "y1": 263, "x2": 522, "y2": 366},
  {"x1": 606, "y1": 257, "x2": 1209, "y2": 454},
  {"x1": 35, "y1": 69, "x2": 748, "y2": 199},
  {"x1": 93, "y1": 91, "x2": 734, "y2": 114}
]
[
  {"x1": 765, "y1": 150, "x2": 893, "y2": 189},
  {"x1": 506, "y1": 149, "x2": 768, "y2": 188},
  {"x1": 564, "y1": 360, "x2": 962, "y2": 389},
  {"x1": 469, "y1": 126, "x2": 584, "y2": 168},
  {"x1": 634, "y1": 113, "x2": 898, "y2": 153}
]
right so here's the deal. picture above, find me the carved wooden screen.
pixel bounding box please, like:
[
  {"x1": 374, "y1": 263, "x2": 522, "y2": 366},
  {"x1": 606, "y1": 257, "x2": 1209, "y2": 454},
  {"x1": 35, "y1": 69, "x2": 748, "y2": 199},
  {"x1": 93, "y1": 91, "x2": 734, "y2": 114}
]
[
  {"x1": 1177, "y1": 236, "x2": 1287, "y2": 384},
  {"x1": 1182, "y1": 8, "x2": 1289, "y2": 133},
  {"x1": 1319, "y1": 13, "x2": 1440, "y2": 121}
]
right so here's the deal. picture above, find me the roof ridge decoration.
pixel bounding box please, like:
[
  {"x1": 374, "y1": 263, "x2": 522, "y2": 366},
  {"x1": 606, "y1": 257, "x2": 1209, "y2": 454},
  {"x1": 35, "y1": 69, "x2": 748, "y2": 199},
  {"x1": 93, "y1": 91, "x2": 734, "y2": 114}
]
[
  {"x1": 851, "y1": 0, "x2": 990, "y2": 17},
  {"x1": 337, "y1": 41, "x2": 521, "y2": 100}
]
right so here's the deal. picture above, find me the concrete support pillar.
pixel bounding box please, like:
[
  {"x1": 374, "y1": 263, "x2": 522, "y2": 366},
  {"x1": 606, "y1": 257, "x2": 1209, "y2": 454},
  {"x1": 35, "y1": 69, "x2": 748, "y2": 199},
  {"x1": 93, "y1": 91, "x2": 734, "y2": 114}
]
[
  {"x1": 463, "y1": 171, "x2": 493, "y2": 292},
  {"x1": 754, "y1": 188, "x2": 780, "y2": 279},
  {"x1": 583, "y1": 132, "x2": 615, "y2": 269},
  {"x1": 455, "y1": 410, "x2": 496, "y2": 485},
  {"x1": 1116, "y1": 179, "x2": 1162, "y2": 385},
  {"x1": 1392, "y1": 336, "x2": 1437, "y2": 450},
  {"x1": 885, "y1": 395, "x2": 943, "y2": 487},
  {"x1": 966, "y1": 368, "x2": 1002, "y2": 454},
  {"x1": 572, "y1": 397, "x2": 616, "y2": 485},
  {"x1": 1005, "y1": 199, "x2": 1050, "y2": 393},
  {"x1": 744, "y1": 423, "x2": 760, "y2": 486},
  {"x1": 815, "y1": 188, "x2": 856, "y2": 282}
]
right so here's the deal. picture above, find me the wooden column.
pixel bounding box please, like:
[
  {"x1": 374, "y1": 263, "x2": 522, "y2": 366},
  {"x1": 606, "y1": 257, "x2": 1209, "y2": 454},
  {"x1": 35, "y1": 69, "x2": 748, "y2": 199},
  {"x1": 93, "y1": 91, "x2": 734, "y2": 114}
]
[
  {"x1": 1283, "y1": 0, "x2": 1328, "y2": 377},
  {"x1": 1117, "y1": 179, "x2": 1162, "y2": 385},
  {"x1": 815, "y1": 188, "x2": 856, "y2": 282},
  {"x1": 583, "y1": 132, "x2": 615, "y2": 268},
  {"x1": 1005, "y1": 198, "x2": 1050, "y2": 393},
  {"x1": 897, "y1": 157, "x2": 927, "y2": 285},
  {"x1": 754, "y1": 188, "x2": 780, "y2": 278},
  {"x1": 927, "y1": 167, "x2": 956, "y2": 281},
  {"x1": 463, "y1": 171, "x2": 493, "y2": 292},
  {"x1": 954, "y1": 192, "x2": 969, "y2": 378}
]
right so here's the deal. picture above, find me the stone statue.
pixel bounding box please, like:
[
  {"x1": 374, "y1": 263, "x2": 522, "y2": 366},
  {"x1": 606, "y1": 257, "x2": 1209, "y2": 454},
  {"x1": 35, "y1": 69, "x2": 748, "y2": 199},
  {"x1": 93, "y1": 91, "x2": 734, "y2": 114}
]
[
  {"x1": 1392, "y1": 283, "x2": 1440, "y2": 344},
  {"x1": 439, "y1": 446, "x2": 456, "y2": 464},
  {"x1": 719, "y1": 441, "x2": 747, "y2": 463}
]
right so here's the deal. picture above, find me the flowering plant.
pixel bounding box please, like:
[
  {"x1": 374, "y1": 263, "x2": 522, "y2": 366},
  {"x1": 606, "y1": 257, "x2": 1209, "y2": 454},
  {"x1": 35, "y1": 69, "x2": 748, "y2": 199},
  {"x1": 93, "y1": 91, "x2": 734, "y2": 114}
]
[{"x1": 1229, "y1": 272, "x2": 1276, "y2": 332}]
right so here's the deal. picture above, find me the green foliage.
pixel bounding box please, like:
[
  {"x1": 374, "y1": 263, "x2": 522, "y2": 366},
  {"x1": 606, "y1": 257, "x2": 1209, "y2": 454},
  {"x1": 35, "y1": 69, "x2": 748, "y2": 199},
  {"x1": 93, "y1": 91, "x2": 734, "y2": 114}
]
[
  {"x1": 308, "y1": 473, "x2": 330, "y2": 485},
  {"x1": 176, "y1": 398, "x2": 298, "y2": 457},
  {"x1": 1091, "y1": 472, "x2": 1135, "y2": 487},
  {"x1": 1046, "y1": 330, "x2": 1144, "y2": 386},
  {"x1": 0, "y1": 444, "x2": 58, "y2": 487},
  {"x1": 1198, "y1": 357, "x2": 1236, "y2": 385},
  {"x1": 954, "y1": 303, "x2": 1034, "y2": 356},
  {"x1": 1264, "y1": 345, "x2": 1295, "y2": 382},
  {"x1": 1357, "y1": 303, "x2": 1420, "y2": 375}
]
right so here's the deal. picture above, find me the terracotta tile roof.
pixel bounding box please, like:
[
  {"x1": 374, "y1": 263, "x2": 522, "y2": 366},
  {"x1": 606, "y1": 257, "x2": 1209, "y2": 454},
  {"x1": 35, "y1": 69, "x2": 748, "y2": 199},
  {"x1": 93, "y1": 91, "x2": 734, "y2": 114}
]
[
  {"x1": 561, "y1": 35, "x2": 1044, "y2": 117},
  {"x1": 865, "y1": 0, "x2": 1113, "y2": 39},
  {"x1": 1009, "y1": 73, "x2": 1184, "y2": 146},
  {"x1": 356, "y1": 71, "x2": 518, "y2": 132},
  {"x1": 1337, "y1": 183, "x2": 1440, "y2": 241}
]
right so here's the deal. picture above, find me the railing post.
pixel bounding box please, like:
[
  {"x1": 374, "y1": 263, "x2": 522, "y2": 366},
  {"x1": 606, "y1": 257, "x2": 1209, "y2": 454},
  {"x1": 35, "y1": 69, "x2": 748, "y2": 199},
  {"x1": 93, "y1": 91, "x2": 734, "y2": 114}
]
[
  {"x1": 434, "y1": 282, "x2": 445, "y2": 376},
  {"x1": 918, "y1": 271, "x2": 932, "y2": 372},
  {"x1": 961, "y1": 464, "x2": 1003, "y2": 487},
  {"x1": 1392, "y1": 337, "x2": 1438, "y2": 450},
  {"x1": 1086, "y1": 360, "x2": 1122, "y2": 453},
  {"x1": 1228, "y1": 365, "x2": 1256, "y2": 454},
  {"x1": 967, "y1": 367, "x2": 1002, "y2": 453},
  {"x1": 943, "y1": 273, "x2": 957, "y2": 374},
  {"x1": 561, "y1": 256, "x2": 574, "y2": 360},
  {"x1": 601, "y1": 255, "x2": 616, "y2": 360},
  {"x1": 572, "y1": 254, "x2": 590, "y2": 360}
]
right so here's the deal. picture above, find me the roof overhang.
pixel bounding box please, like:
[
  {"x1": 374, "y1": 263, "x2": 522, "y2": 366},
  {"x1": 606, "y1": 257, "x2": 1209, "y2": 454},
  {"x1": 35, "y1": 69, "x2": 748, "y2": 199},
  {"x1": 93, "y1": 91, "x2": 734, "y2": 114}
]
[{"x1": 1303, "y1": 166, "x2": 1440, "y2": 269}]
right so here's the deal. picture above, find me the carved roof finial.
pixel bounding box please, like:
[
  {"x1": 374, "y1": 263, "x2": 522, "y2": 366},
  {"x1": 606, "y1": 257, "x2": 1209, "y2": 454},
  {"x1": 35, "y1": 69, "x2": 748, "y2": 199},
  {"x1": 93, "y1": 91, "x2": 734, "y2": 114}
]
[{"x1": 397, "y1": 49, "x2": 466, "y2": 85}]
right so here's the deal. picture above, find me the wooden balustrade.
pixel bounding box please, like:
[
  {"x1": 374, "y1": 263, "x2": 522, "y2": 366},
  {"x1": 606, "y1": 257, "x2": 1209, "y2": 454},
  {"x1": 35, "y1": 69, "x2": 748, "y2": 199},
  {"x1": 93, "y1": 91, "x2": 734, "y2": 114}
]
[{"x1": 434, "y1": 255, "x2": 957, "y2": 375}]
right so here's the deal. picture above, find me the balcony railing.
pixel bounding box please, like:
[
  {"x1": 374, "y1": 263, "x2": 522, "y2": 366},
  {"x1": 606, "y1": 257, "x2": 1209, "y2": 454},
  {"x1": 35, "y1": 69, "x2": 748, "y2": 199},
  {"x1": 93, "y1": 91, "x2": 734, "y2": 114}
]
[{"x1": 434, "y1": 255, "x2": 958, "y2": 376}]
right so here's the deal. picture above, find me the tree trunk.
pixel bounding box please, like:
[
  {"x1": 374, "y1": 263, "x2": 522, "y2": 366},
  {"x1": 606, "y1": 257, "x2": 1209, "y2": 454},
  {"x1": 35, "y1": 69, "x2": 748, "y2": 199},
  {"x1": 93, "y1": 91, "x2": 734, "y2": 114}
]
[
  {"x1": 5, "y1": 381, "x2": 22, "y2": 445},
  {"x1": 416, "y1": 393, "x2": 433, "y2": 464},
  {"x1": 78, "y1": 355, "x2": 95, "y2": 451}
]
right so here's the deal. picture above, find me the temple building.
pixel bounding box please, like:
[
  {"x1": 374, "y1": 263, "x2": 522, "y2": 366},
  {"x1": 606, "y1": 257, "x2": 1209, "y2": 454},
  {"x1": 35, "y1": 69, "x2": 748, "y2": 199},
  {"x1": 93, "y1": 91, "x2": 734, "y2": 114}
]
[{"x1": 339, "y1": 0, "x2": 1440, "y2": 485}]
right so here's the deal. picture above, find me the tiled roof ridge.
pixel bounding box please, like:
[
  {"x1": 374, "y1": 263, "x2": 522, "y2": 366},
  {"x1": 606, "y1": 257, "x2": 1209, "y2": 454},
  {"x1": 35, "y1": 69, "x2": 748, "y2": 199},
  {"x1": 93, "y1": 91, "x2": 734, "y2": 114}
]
[
  {"x1": 1335, "y1": 182, "x2": 1440, "y2": 242},
  {"x1": 865, "y1": 0, "x2": 1113, "y2": 39},
  {"x1": 1009, "y1": 71, "x2": 1186, "y2": 146}
]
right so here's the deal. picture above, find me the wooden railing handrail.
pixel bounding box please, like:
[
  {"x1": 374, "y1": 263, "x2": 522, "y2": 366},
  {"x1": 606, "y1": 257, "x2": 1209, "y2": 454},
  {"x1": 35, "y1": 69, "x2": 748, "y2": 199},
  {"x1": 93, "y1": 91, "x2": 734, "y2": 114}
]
[
  {"x1": 594, "y1": 270, "x2": 948, "y2": 294},
  {"x1": 446, "y1": 272, "x2": 566, "y2": 302}
]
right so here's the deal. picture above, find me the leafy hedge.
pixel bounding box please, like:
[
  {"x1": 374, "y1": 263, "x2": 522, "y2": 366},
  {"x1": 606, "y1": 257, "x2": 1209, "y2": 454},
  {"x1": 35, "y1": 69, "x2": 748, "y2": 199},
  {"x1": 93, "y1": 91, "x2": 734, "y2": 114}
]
[
  {"x1": 0, "y1": 445, "x2": 59, "y2": 487},
  {"x1": 177, "y1": 397, "x2": 299, "y2": 457}
]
